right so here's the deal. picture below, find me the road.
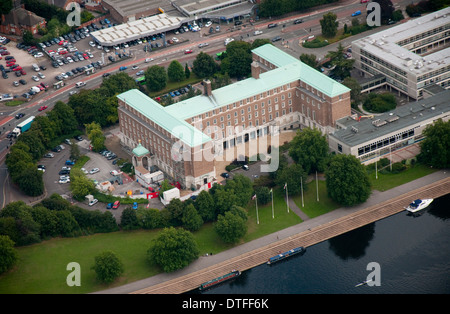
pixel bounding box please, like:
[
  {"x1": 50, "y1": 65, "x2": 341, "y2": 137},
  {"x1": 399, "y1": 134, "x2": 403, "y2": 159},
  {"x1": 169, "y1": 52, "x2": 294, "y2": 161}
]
[{"x1": 0, "y1": 0, "x2": 418, "y2": 208}]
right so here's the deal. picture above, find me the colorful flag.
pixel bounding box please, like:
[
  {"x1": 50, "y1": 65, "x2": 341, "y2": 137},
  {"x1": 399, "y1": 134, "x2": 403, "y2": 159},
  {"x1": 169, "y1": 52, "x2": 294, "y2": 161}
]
[
  {"x1": 252, "y1": 194, "x2": 256, "y2": 200},
  {"x1": 283, "y1": 183, "x2": 287, "y2": 190}
]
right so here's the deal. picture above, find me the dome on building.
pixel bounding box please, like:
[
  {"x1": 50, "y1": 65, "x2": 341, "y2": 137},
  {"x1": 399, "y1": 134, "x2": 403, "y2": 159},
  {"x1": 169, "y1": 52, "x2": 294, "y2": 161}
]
[{"x1": 132, "y1": 141, "x2": 149, "y2": 157}]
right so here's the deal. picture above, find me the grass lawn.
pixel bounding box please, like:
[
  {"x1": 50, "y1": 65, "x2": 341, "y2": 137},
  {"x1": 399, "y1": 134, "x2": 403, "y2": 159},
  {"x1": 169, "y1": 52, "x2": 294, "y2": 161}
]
[
  {"x1": 0, "y1": 188, "x2": 301, "y2": 294},
  {"x1": 368, "y1": 163, "x2": 437, "y2": 192},
  {"x1": 0, "y1": 163, "x2": 438, "y2": 293},
  {"x1": 292, "y1": 180, "x2": 340, "y2": 218}
]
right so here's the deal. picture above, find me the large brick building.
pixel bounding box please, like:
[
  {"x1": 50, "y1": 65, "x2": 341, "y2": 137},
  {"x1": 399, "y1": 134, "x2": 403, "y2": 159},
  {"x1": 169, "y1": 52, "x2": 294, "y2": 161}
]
[{"x1": 117, "y1": 44, "x2": 351, "y2": 189}]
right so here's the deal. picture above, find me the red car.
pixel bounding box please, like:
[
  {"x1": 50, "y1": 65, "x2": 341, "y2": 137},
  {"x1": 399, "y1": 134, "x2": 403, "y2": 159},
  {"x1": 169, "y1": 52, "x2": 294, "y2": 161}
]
[
  {"x1": 112, "y1": 200, "x2": 120, "y2": 209},
  {"x1": 12, "y1": 66, "x2": 22, "y2": 71},
  {"x1": 59, "y1": 50, "x2": 68, "y2": 55},
  {"x1": 184, "y1": 49, "x2": 193, "y2": 54},
  {"x1": 36, "y1": 85, "x2": 44, "y2": 91},
  {"x1": 20, "y1": 69, "x2": 26, "y2": 75},
  {"x1": 6, "y1": 62, "x2": 15, "y2": 67},
  {"x1": 38, "y1": 105, "x2": 48, "y2": 111}
]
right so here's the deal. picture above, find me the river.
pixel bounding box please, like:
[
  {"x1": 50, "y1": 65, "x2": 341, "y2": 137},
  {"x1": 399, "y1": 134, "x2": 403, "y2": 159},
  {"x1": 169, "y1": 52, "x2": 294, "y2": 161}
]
[{"x1": 190, "y1": 193, "x2": 449, "y2": 294}]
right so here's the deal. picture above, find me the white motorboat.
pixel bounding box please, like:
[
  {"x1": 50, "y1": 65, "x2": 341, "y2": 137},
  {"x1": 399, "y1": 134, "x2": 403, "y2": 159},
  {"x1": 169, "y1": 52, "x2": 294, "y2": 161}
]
[{"x1": 405, "y1": 198, "x2": 433, "y2": 213}]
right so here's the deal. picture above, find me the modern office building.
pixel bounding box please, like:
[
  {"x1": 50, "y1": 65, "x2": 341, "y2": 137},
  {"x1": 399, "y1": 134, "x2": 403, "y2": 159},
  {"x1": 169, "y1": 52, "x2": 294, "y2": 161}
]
[
  {"x1": 328, "y1": 89, "x2": 450, "y2": 164},
  {"x1": 117, "y1": 44, "x2": 350, "y2": 189},
  {"x1": 352, "y1": 7, "x2": 450, "y2": 100}
]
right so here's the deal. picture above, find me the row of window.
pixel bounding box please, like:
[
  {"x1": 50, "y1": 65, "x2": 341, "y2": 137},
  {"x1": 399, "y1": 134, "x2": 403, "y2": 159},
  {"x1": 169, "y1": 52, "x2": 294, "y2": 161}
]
[{"x1": 357, "y1": 128, "x2": 415, "y2": 156}]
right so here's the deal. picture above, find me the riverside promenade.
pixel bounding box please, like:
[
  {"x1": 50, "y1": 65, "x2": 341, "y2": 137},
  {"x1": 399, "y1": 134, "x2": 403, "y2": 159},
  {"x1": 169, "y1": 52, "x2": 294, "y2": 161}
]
[{"x1": 95, "y1": 169, "x2": 449, "y2": 294}]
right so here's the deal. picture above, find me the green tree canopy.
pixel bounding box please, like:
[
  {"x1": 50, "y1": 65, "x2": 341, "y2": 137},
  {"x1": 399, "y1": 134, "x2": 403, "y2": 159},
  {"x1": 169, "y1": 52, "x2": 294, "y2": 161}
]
[
  {"x1": 325, "y1": 154, "x2": 371, "y2": 206},
  {"x1": 214, "y1": 208, "x2": 248, "y2": 244},
  {"x1": 145, "y1": 65, "x2": 167, "y2": 92},
  {"x1": 275, "y1": 163, "x2": 308, "y2": 196},
  {"x1": 168, "y1": 60, "x2": 185, "y2": 82},
  {"x1": 326, "y1": 43, "x2": 355, "y2": 79},
  {"x1": 320, "y1": 12, "x2": 338, "y2": 38},
  {"x1": 91, "y1": 250, "x2": 124, "y2": 284},
  {"x1": 0, "y1": 235, "x2": 18, "y2": 275},
  {"x1": 147, "y1": 227, "x2": 199, "y2": 272},
  {"x1": 418, "y1": 119, "x2": 450, "y2": 168},
  {"x1": 289, "y1": 128, "x2": 330, "y2": 174},
  {"x1": 193, "y1": 52, "x2": 219, "y2": 78},
  {"x1": 221, "y1": 41, "x2": 252, "y2": 78}
]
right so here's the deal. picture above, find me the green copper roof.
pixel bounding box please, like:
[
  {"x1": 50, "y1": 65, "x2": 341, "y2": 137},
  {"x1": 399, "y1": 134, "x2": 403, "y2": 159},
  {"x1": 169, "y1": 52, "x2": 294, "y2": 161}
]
[
  {"x1": 117, "y1": 90, "x2": 212, "y2": 148},
  {"x1": 252, "y1": 44, "x2": 350, "y2": 97},
  {"x1": 118, "y1": 45, "x2": 350, "y2": 147},
  {"x1": 132, "y1": 142, "x2": 149, "y2": 157}
]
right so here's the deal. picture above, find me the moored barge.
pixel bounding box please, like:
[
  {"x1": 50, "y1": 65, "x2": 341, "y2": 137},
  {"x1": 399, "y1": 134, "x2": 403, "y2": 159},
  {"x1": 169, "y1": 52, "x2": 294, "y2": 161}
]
[{"x1": 267, "y1": 247, "x2": 305, "y2": 265}]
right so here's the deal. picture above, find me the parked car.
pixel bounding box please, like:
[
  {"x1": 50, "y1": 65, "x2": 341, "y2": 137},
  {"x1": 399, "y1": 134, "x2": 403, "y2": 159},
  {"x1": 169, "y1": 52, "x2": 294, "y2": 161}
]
[
  {"x1": 89, "y1": 168, "x2": 100, "y2": 174},
  {"x1": 112, "y1": 200, "x2": 120, "y2": 209},
  {"x1": 65, "y1": 160, "x2": 75, "y2": 165},
  {"x1": 44, "y1": 153, "x2": 54, "y2": 158},
  {"x1": 88, "y1": 199, "x2": 98, "y2": 206}
]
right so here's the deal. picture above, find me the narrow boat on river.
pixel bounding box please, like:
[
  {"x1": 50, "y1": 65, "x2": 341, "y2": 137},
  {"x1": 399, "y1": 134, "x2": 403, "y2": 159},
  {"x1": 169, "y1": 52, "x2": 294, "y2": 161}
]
[{"x1": 267, "y1": 247, "x2": 305, "y2": 265}]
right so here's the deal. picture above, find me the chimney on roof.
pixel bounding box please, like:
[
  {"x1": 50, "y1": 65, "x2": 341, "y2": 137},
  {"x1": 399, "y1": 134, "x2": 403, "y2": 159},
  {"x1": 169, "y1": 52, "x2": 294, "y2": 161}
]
[
  {"x1": 251, "y1": 61, "x2": 260, "y2": 79},
  {"x1": 203, "y1": 79, "x2": 212, "y2": 96}
]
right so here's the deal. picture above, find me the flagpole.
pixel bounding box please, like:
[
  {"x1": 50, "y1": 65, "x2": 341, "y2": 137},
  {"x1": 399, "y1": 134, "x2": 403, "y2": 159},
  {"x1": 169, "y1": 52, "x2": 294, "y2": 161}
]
[
  {"x1": 256, "y1": 195, "x2": 259, "y2": 224},
  {"x1": 316, "y1": 171, "x2": 319, "y2": 202},
  {"x1": 301, "y1": 177, "x2": 304, "y2": 207},
  {"x1": 286, "y1": 183, "x2": 289, "y2": 213},
  {"x1": 271, "y1": 188, "x2": 274, "y2": 219}
]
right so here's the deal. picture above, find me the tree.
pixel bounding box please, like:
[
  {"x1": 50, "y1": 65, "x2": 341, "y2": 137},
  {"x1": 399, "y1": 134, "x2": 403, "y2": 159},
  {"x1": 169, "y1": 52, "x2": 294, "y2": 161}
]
[
  {"x1": 16, "y1": 167, "x2": 44, "y2": 197},
  {"x1": 363, "y1": 93, "x2": 397, "y2": 113},
  {"x1": 221, "y1": 41, "x2": 252, "y2": 78},
  {"x1": 22, "y1": 30, "x2": 36, "y2": 45},
  {"x1": 224, "y1": 174, "x2": 253, "y2": 207},
  {"x1": 91, "y1": 251, "x2": 124, "y2": 284},
  {"x1": 372, "y1": 0, "x2": 395, "y2": 24},
  {"x1": 85, "y1": 122, "x2": 105, "y2": 152},
  {"x1": 69, "y1": 168, "x2": 95, "y2": 200},
  {"x1": 326, "y1": 43, "x2": 355, "y2": 79},
  {"x1": 0, "y1": 235, "x2": 18, "y2": 275},
  {"x1": 214, "y1": 210, "x2": 248, "y2": 244},
  {"x1": 300, "y1": 53, "x2": 319, "y2": 69},
  {"x1": 417, "y1": 119, "x2": 450, "y2": 168},
  {"x1": 168, "y1": 60, "x2": 185, "y2": 82},
  {"x1": 47, "y1": 101, "x2": 78, "y2": 135},
  {"x1": 193, "y1": 52, "x2": 218, "y2": 78},
  {"x1": 289, "y1": 128, "x2": 329, "y2": 174},
  {"x1": 194, "y1": 190, "x2": 215, "y2": 222},
  {"x1": 147, "y1": 227, "x2": 199, "y2": 272},
  {"x1": 181, "y1": 204, "x2": 203, "y2": 232},
  {"x1": 276, "y1": 164, "x2": 308, "y2": 196},
  {"x1": 325, "y1": 154, "x2": 371, "y2": 206},
  {"x1": 0, "y1": 0, "x2": 13, "y2": 16},
  {"x1": 70, "y1": 143, "x2": 80, "y2": 160},
  {"x1": 185, "y1": 63, "x2": 190, "y2": 79},
  {"x1": 120, "y1": 208, "x2": 140, "y2": 230},
  {"x1": 254, "y1": 186, "x2": 271, "y2": 205},
  {"x1": 343, "y1": 77, "x2": 362, "y2": 106},
  {"x1": 145, "y1": 65, "x2": 167, "y2": 92},
  {"x1": 320, "y1": 12, "x2": 338, "y2": 38},
  {"x1": 99, "y1": 72, "x2": 138, "y2": 98}
]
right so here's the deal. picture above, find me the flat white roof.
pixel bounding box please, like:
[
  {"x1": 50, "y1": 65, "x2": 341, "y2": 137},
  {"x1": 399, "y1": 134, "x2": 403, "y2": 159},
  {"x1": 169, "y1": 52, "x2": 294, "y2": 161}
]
[
  {"x1": 90, "y1": 13, "x2": 187, "y2": 46},
  {"x1": 352, "y1": 7, "x2": 450, "y2": 76}
]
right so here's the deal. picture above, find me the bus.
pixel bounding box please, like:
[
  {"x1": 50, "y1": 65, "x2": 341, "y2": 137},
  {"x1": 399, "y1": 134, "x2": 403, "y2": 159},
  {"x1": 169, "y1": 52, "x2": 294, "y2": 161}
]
[
  {"x1": 215, "y1": 51, "x2": 226, "y2": 60},
  {"x1": 135, "y1": 76, "x2": 146, "y2": 85}
]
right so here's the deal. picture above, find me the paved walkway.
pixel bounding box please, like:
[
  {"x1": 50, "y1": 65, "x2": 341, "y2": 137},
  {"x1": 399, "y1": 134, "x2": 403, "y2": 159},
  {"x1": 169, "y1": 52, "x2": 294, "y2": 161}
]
[{"x1": 95, "y1": 168, "x2": 449, "y2": 294}]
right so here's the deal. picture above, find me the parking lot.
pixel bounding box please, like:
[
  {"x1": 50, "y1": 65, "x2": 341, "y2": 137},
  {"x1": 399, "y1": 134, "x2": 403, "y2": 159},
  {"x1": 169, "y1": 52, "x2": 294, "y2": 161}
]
[{"x1": 0, "y1": 15, "x2": 237, "y2": 99}]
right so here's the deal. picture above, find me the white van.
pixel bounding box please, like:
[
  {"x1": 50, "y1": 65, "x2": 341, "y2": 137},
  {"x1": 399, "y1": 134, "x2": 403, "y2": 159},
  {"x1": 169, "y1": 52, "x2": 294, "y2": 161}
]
[
  {"x1": 253, "y1": 30, "x2": 263, "y2": 36},
  {"x1": 75, "y1": 81, "x2": 86, "y2": 88}
]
